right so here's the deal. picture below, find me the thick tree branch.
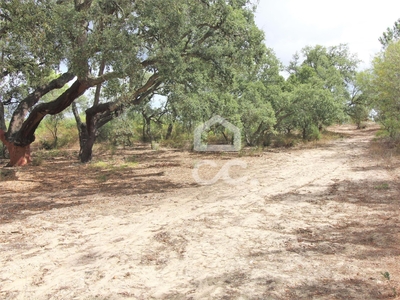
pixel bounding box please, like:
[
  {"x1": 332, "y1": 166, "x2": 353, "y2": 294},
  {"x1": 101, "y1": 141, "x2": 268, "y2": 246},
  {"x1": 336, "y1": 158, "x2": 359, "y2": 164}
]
[
  {"x1": 1, "y1": 70, "x2": 10, "y2": 80},
  {"x1": 85, "y1": 73, "x2": 161, "y2": 134},
  {"x1": 83, "y1": 71, "x2": 119, "y2": 86},
  {"x1": 93, "y1": 59, "x2": 106, "y2": 106},
  {"x1": 7, "y1": 72, "x2": 75, "y2": 136},
  {"x1": 71, "y1": 102, "x2": 83, "y2": 128},
  {"x1": 96, "y1": 80, "x2": 163, "y2": 132},
  {"x1": 0, "y1": 26, "x2": 8, "y2": 38},
  {"x1": 141, "y1": 58, "x2": 160, "y2": 67},
  {"x1": 87, "y1": 73, "x2": 160, "y2": 113},
  {"x1": 14, "y1": 80, "x2": 89, "y2": 146},
  {"x1": 74, "y1": 0, "x2": 93, "y2": 12},
  {"x1": 0, "y1": 12, "x2": 12, "y2": 22}
]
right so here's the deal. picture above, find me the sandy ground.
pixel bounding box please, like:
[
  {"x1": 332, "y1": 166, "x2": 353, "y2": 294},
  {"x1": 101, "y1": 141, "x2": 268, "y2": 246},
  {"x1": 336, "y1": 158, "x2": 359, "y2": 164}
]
[{"x1": 0, "y1": 124, "x2": 399, "y2": 299}]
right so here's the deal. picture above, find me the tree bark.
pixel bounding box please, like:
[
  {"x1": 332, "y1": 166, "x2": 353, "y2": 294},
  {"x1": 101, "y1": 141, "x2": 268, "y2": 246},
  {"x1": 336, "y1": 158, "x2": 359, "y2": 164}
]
[
  {"x1": 0, "y1": 130, "x2": 31, "y2": 166},
  {"x1": 146, "y1": 117, "x2": 153, "y2": 142},
  {"x1": 76, "y1": 74, "x2": 161, "y2": 163},
  {"x1": 7, "y1": 72, "x2": 74, "y2": 137},
  {"x1": 302, "y1": 127, "x2": 307, "y2": 140},
  {"x1": 79, "y1": 122, "x2": 96, "y2": 163},
  {"x1": 166, "y1": 123, "x2": 173, "y2": 140},
  {"x1": 0, "y1": 103, "x2": 8, "y2": 158},
  {"x1": 0, "y1": 102, "x2": 6, "y2": 132},
  {"x1": 72, "y1": 102, "x2": 85, "y2": 153},
  {"x1": 2, "y1": 80, "x2": 88, "y2": 166},
  {"x1": 16, "y1": 80, "x2": 88, "y2": 146}
]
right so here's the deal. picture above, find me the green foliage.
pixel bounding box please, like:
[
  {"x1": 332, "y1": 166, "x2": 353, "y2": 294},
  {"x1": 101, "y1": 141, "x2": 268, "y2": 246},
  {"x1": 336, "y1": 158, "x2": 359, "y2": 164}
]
[
  {"x1": 90, "y1": 159, "x2": 137, "y2": 172},
  {"x1": 281, "y1": 44, "x2": 358, "y2": 139},
  {"x1": 86, "y1": 42, "x2": 359, "y2": 149},
  {"x1": 375, "y1": 183, "x2": 390, "y2": 190},
  {"x1": 347, "y1": 71, "x2": 374, "y2": 128},
  {"x1": 372, "y1": 41, "x2": 400, "y2": 140},
  {"x1": 273, "y1": 134, "x2": 298, "y2": 148},
  {"x1": 151, "y1": 141, "x2": 160, "y2": 151},
  {"x1": 31, "y1": 156, "x2": 44, "y2": 167},
  {"x1": 0, "y1": 142, "x2": 7, "y2": 159},
  {"x1": 98, "y1": 112, "x2": 138, "y2": 146},
  {"x1": 36, "y1": 117, "x2": 78, "y2": 149},
  {"x1": 90, "y1": 161, "x2": 109, "y2": 169},
  {"x1": 2, "y1": 0, "x2": 267, "y2": 162},
  {"x1": 379, "y1": 18, "x2": 400, "y2": 48},
  {"x1": 34, "y1": 149, "x2": 70, "y2": 159},
  {"x1": 96, "y1": 174, "x2": 108, "y2": 183},
  {"x1": 1, "y1": 0, "x2": 365, "y2": 160},
  {"x1": 239, "y1": 80, "x2": 276, "y2": 146}
]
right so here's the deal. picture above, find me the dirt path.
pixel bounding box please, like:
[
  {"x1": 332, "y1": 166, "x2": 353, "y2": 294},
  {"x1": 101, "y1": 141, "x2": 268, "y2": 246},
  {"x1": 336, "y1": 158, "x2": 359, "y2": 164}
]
[{"x1": 1, "y1": 125, "x2": 399, "y2": 299}]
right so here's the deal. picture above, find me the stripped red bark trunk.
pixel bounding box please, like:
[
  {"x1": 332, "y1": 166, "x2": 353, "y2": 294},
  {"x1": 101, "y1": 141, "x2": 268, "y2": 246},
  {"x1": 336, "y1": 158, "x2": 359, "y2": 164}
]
[{"x1": 0, "y1": 130, "x2": 31, "y2": 166}]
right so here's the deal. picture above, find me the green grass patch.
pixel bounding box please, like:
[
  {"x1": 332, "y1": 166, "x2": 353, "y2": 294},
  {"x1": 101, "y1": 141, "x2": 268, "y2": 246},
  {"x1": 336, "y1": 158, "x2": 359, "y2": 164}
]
[
  {"x1": 374, "y1": 183, "x2": 390, "y2": 190},
  {"x1": 96, "y1": 174, "x2": 108, "y2": 182},
  {"x1": 91, "y1": 161, "x2": 109, "y2": 169},
  {"x1": 90, "y1": 159, "x2": 137, "y2": 171}
]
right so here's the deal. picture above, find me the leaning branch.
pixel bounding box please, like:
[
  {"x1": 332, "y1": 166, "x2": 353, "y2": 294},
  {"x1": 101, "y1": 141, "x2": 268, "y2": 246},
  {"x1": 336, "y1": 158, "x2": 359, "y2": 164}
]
[
  {"x1": 0, "y1": 26, "x2": 8, "y2": 38},
  {"x1": 85, "y1": 73, "x2": 161, "y2": 133},
  {"x1": 14, "y1": 80, "x2": 89, "y2": 146},
  {"x1": 83, "y1": 71, "x2": 119, "y2": 87},
  {"x1": 7, "y1": 72, "x2": 75, "y2": 136}
]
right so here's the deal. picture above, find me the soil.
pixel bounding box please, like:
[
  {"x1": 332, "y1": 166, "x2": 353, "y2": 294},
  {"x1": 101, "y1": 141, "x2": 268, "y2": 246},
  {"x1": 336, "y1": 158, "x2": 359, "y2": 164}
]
[{"x1": 0, "y1": 124, "x2": 399, "y2": 299}]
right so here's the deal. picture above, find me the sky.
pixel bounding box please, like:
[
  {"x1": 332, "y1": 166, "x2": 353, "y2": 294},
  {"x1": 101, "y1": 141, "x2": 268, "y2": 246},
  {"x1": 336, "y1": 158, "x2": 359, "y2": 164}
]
[{"x1": 254, "y1": 0, "x2": 400, "y2": 70}]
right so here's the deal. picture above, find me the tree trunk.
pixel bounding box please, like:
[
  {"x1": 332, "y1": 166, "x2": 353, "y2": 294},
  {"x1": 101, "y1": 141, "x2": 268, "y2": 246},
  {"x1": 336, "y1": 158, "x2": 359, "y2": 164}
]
[
  {"x1": 142, "y1": 116, "x2": 152, "y2": 142},
  {"x1": 0, "y1": 130, "x2": 31, "y2": 166},
  {"x1": 146, "y1": 117, "x2": 152, "y2": 142},
  {"x1": 72, "y1": 103, "x2": 97, "y2": 163},
  {"x1": 302, "y1": 127, "x2": 307, "y2": 140},
  {"x1": 0, "y1": 102, "x2": 8, "y2": 159},
  {"x1": 166, "y1": 123, "x2": 173, "y2": 140},
  {"x1": 74, "y1": 74, "x2": 161, "y2": 162},
  {"x1": 142, "y1": 121, "x2": 146, "y2": 142},
  {"x1": 79, "y1": 128, "x2": 96, "y2": 163},
  {"x1": 0, "y1": 102, "x2": 6, "y2": 132}
]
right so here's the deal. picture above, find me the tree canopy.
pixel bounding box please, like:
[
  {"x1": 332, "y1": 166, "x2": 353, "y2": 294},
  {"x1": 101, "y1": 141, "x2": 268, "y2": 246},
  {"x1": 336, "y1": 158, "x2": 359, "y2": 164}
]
[
  {"x1": 0, "y1": 0, "x2": 366, "y2": 167},
  {"x1": 371, "y1": 40, "x2": 400, "y2": 139},
  {"x1": 1, "y1": 0, "x2": 265, "y2": 165},
  {"x1": 379, "y1": 18, "x2": 400, "y2": 48}
]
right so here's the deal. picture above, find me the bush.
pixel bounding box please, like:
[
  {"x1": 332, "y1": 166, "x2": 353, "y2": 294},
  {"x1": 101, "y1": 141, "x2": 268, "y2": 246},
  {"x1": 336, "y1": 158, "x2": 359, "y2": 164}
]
[
  {"x1": 273, "y1": 134, "x2": 297, "y2": 148},
  {"x1": 37, "y1": 117, "x2": 78, "y2": 149},
  {"x1": 308, "y1": 125, "x2": 321, "y2": 141},
  {"x1": 0, "y1": 143, "x2": 8, "y2": 159},
  {"x1": 97, "y1": 115, "x2": 139, "y2": 147},
  {"x1": 31, "y1": 155, "x2": 44, "y2": 166}
]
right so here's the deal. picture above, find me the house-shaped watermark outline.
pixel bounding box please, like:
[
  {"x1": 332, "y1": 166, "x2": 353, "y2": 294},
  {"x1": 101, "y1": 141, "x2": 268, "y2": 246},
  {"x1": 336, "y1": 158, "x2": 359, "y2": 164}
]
[{"x1": 194, "y1": 115, "x2": 241, "y2": 152}]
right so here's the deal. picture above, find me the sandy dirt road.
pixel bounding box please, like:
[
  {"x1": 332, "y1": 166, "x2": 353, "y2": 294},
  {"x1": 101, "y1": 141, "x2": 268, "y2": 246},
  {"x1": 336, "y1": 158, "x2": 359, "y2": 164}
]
[{"x1": 0, "y1": 124, "x2": 399, "y2": 299}]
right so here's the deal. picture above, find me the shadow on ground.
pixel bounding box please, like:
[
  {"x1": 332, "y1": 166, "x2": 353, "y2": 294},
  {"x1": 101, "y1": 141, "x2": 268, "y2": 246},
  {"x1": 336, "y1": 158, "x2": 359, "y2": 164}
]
[{"x1": 0, "y1": 150, "x2": 197, "y2": 223}]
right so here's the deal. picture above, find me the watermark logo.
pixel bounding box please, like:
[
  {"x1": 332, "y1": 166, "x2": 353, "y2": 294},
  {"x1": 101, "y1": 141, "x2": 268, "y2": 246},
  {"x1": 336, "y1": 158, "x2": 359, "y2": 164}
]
[
  {"x1": 193, "y1": 116, "x2": 249, "y2": 185},
  {"x1": 194, "y1": 115, "x2": 241, "y2": 152},
  {"x1": 192, "y1": 159, "x2": 249, "y2": 185}
]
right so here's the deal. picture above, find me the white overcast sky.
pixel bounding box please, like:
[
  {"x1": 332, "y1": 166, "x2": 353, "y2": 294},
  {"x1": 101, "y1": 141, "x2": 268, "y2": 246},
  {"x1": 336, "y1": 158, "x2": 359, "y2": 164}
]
[{"x1": 254, "y1": 0, "x2": 400, "y2": 70}]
